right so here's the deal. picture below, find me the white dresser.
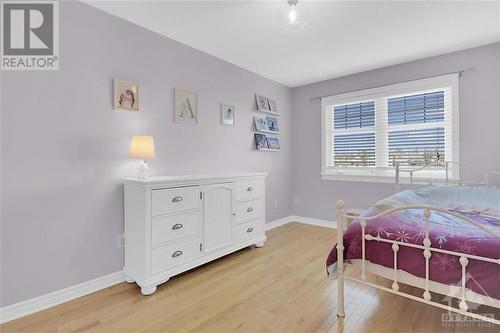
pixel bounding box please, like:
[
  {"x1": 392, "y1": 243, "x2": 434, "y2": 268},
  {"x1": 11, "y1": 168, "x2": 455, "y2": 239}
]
[{"x1": 123, "y1": 172, "x2": 267, "y2": 295}]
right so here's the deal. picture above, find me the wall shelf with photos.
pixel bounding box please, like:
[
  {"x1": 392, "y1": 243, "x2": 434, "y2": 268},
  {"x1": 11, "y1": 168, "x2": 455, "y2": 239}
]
[{"x1": 253, "y1": 94, "x2": 281, "y2": 152}]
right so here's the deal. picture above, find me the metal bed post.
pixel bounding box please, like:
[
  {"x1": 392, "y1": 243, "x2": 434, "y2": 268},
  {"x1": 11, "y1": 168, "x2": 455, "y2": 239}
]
[{"x1": 336, "y1": 200, "x2": 345, "y2": 317}]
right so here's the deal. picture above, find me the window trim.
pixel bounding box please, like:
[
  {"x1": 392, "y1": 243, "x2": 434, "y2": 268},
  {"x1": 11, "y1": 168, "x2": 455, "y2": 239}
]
[{"x1": 321, "y1": 74, "x2": 460, "y2": 183}]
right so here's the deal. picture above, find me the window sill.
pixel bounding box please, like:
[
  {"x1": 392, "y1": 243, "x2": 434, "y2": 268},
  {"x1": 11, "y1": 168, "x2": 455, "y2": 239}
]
[{"x1": 321, "y1": 173, "x2": 459, "y2": 185}]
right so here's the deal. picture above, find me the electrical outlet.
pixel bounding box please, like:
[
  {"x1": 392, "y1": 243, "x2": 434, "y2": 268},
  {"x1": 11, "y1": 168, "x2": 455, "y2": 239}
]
[
  {"x1": 293, "y1": 196, "x2": 299, "y2": 206},
  {"x1": 116, "y1": 234, "x2": 125, "y2": 248},
  {"x1": 273, "y1": 200, "x2": 279, "y2": 209}
]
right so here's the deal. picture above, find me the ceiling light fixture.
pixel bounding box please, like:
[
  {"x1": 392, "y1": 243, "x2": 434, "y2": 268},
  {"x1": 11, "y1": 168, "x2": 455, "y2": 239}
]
[
  {"x1": 288, "y1": 0, "x2": 298, "y2": 23},
  {"x1": 286, "y1": 0, "x2": 306, "y2": 31}
]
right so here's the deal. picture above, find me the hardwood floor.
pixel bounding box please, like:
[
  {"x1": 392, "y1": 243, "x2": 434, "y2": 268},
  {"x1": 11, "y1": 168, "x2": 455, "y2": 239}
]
[{"x1": 1, "y1": 222, "x2": 498, "y2": 333}]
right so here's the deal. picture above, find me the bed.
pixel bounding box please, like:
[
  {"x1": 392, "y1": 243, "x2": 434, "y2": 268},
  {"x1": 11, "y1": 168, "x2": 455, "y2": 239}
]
[{"x1": 328, "y1": 185, "x2": 500, "y2": 325}]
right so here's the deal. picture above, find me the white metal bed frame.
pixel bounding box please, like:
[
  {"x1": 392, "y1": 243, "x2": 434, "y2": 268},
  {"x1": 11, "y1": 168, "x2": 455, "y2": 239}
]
[{"x1": 335, "y1": 164, "x2": 500, "y2": 325}]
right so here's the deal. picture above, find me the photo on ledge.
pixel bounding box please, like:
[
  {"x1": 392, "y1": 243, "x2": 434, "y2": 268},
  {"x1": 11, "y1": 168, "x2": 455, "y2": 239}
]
[
  {"x1": 254, "y1": 133, "x2": 269, "y2": 150},
  {"x1": 267, "y1": 137, "x2": 281, "y2": 150},
  {"x1": 254, "y1": 116, "x2": 269, "y2": 132},
  {"x1": 255, "y1": 93, "x2": 270, "y2": 112},
  {"x1": 268, "y1": 99, "x2": 279, "y2": 114},
  {"x1": 266, "y1": 116, "x2": 279, "y2": 132}
]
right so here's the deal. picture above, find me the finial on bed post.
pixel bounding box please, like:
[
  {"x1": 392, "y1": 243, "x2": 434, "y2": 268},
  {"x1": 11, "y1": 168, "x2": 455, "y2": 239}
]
[
  {"x1": 445, "y1": 161, "x2": 449, "y2": 185},
  {"x1": 395, "y1": 163, "x2": 400, "y2": 185},
  {"x1": 336, "y1": 200, "x2": 345, "y2": 318}
]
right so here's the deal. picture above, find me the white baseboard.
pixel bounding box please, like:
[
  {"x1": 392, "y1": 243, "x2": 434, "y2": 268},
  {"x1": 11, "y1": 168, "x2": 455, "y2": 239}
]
[
  {"x1": 1, "y1": 215, "x2": 336, "y2": 324},
  {"x1": 290, "y1": 215, "x2": 337, "y2": 229},
  {"x1": 264, "y1": 216, "x2": 294, "y2": 230},
  {"x1": 265, "y1": 215, "x2": 337, "y2": 230},
  {"x1": 0, "y1": 271, "x2": 125, "y2": 324}
]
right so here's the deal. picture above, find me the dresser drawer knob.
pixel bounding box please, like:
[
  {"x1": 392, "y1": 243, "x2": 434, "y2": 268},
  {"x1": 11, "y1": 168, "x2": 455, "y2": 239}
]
[
  {"x1": 246, "y1": 186, "x2": 254, "y2": 192},
  {"x1": 172, "y1": 223, "x2": 183, "y2": 230},
  {"x1": 246, "y1": 207, "x2": 254, "y2": 213},
  {"x1": 172, "y1": 250, "x2": 183, "y2": 258},
  {"x1": 172, "y1": 196, "x2": 183, "y2": 203},
  {"x1": 247, "y1": 227, "x2": 254, "y2": 233}
]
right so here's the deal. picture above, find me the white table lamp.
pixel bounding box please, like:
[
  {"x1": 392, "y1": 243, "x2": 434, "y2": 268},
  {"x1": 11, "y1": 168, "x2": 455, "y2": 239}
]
[{"x1": 129, "y1": 136, "x2": 156, "y2": 179}]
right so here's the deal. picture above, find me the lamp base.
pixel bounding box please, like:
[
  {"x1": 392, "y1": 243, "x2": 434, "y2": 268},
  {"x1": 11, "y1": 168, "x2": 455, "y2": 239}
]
[{"x1": 137, "y1": 160, "x2": 150, "y2": 179}]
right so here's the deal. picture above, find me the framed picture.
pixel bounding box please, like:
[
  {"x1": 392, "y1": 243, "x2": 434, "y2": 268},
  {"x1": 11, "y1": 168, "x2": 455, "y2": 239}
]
[
  {"x1": 114, "y1": 80, "x2": 139, "y2": 111},
  {"x1": 221, "y1": 103, "x2": 235, "y2": 125},
  {"x1": 255, "y1": 94, "x2": 270, "y2": 112},
  {"x1": 267, "y1": 137, "x2": 281, "y2": 150},
  {"x1": 175, "y1": 88, "x2": 198, "y2": 125},
  {"x1": 254, "y1": 133, "x2": 269, "y2": 150},
  {"x1": 268, "y1": 99, "x2": 279, "y2": 114},
  {"x1": 266, "y1": 116, "x2": 279, "y2": 132},
  {"x1": 253, "y1": 116, "x2": 269, "y2": 132}
]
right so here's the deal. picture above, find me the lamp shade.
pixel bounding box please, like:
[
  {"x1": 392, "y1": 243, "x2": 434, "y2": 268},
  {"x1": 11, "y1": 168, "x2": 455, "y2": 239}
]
[{"x1": 129, "y1": 136, "x2": 156, "y2": 159}]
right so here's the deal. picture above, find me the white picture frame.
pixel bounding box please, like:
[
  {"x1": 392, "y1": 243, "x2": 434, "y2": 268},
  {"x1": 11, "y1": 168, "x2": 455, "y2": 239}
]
[
  {"x1": 174, "y1": 88, "x2": 198, "y2": 125},
  {"x1": 253, "y1": 116, "x2": 269, "y2": 132},
  {"x1": 114, "y1": 79, "x2": 139, "y2": 111},
  {"x1": 266, "y1": 116, "x2": 279, "y2": 132},
  {"x1": 268, "y1": 99, "x2": 279, "y2": 114},
  {"x1": 267, "y1": 137, "x2": 281, "y2": 150},
  {"x1": 221, "y1": 103, "x2": 235, "y2": 125},
  {"x1": 255, "y1": 94, "x2": 270, "y2": 112}
]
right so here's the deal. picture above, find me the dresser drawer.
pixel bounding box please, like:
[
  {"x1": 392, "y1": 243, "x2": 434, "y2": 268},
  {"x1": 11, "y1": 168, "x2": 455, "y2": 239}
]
[
  {"x1": 232, "y1": 220, "x2": 264, "y2": 244},
  {"x1": 235, "y1": 179, "x2": 264, "y2": 202},
  {"x1": 152, "y1": 211, "x2": 201, "y2": 245},
  {"x1": 152, "y1": 237, "x2": 200, "y2": 274},
  {"x1": 152, "y1": 186, "x2": 200, "y2": 216},
  {"x1": 234, "y1": 199, "x2": 264, "y2": 224}
]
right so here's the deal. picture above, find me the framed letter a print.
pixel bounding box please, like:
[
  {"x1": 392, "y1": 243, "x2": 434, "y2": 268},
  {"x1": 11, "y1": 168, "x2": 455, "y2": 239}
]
[{"x1": 174, "y1": 88, "x2": 198, "y2": 125}]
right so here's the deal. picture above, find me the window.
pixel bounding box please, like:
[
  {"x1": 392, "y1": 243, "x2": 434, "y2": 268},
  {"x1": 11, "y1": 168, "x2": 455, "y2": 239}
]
[{"x1": 321, "y1": 74, "x2": 459, "y2": 183}]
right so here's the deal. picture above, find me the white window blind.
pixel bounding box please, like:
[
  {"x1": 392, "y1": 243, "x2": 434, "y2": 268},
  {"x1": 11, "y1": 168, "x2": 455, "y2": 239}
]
[
  {"x1": 321, "y1": 74, "x2": 459, "y2": 183},
  {"x1": 333, "y1": 102, "x2": 375, "y2": 167},
  {"x1": 388, "y1": 91, "x2": 446, "y2": 168}
]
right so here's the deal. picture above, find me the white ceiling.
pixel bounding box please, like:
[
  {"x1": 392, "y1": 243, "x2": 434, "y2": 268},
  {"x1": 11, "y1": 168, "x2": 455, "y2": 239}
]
[{"x1": 84, "y1": 0, "x2": 500, "y2": 87}]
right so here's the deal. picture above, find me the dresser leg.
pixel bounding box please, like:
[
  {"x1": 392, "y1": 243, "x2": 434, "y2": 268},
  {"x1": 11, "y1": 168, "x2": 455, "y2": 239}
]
[
  {"x1": 125, "y1": 277, "x2": 135, "y2": 283},
  {"x1": 140, "y1": 284, "x2": 157, "y2": 295},
  {"x1": 254, "y1": 240, "x2": 265, "y2": 248}
]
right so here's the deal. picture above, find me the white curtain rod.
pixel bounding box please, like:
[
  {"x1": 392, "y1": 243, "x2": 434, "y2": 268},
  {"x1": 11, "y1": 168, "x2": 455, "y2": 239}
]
[{"x1": 309, "y1": 66, "x2": 475, "y2": 102}]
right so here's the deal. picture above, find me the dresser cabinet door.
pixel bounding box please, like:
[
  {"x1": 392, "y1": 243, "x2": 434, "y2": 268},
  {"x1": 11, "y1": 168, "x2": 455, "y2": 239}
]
[{"x1": 202, "y1": 183, "x2": 234, "y2": 253}]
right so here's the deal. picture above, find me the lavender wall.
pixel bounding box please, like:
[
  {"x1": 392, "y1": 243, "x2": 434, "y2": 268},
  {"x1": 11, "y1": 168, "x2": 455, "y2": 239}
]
[
  {"x1": 1, "y1": 1, "x2": 499, "y2": 310},
  {"x1": 291, "y1": 43, "x2": 500, "y2": 221},
  {"x1": 0, "y1": 2, "x2": 292, "y2": 306}
]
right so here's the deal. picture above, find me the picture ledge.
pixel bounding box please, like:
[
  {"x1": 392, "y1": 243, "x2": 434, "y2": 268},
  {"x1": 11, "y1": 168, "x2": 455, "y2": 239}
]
[
  {"x1": 255, "y1": 109, "x2": 280, "y2": 116},
  {"x1": 255, "y1": 129, "x2": 280, "y2": 135},
  {"x1": 257, "y1": 148, "x2": 280, "y2": 152}
]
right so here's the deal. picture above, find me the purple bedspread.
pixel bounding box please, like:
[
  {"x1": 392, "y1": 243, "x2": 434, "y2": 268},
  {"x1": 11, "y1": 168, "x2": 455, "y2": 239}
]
[{"x1": 326, "y1": 186, "x2": 500, "y2": 299}]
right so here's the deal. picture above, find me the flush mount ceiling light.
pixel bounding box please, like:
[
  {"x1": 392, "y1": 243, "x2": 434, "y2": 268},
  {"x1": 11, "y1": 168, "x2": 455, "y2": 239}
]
[{"x1": 286, "y1": 0, "x2": 306, "y2": 32}]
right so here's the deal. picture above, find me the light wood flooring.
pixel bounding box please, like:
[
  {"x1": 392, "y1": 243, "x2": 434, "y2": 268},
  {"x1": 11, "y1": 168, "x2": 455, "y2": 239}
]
[{"x1": 1, "y1": 222, "x2": 498, "y2": 333}]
